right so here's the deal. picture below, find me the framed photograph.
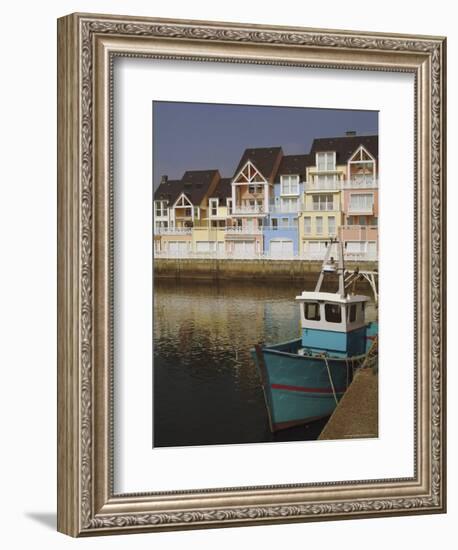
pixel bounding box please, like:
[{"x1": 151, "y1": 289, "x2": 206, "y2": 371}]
[{"x1": 57, "y1": 13, "x2": 446, "y2": 536}]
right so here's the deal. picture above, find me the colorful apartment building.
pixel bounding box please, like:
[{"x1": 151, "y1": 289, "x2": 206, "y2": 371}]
[{"x1": 153, "y1": 132, "x2": 379, "y2": 261}]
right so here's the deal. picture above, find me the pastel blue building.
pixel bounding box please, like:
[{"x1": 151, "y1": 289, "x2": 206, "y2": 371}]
[{"x1": 262, "y1": 154, "x2": 309, "y2": 257}]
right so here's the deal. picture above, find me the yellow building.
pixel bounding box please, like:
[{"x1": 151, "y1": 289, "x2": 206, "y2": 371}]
[{"x1": 298, "y1": 148, "x2": 346, "y2": 258}]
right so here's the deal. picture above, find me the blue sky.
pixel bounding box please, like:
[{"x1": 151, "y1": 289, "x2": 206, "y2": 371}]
[{"x1": 153, "y1": 102, "x2": 378, "y2": 188}]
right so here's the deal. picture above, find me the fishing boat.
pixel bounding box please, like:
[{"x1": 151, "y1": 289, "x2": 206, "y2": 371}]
[{"x1": 251, "y1": 239, "x2": 378, "y2": 432}]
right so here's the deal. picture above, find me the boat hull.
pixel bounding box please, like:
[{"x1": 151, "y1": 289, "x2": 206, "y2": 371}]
[{"x1": 251, "y1": 324, "x2": 377, "y2": 432}]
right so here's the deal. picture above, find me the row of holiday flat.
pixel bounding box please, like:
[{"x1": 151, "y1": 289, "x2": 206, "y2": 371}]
[{"x1": 154, "y1": 133, "x2": 379, "y2": 261}]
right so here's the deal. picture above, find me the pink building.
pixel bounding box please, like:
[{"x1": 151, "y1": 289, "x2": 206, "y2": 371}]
[{"x1": 338, "y1": 139, "x2": 378, "y2": 260}]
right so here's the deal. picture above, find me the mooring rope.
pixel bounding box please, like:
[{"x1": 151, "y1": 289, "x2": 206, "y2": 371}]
[{"x1": 322, "y1": 355, "x2": 338, "y2": 405}]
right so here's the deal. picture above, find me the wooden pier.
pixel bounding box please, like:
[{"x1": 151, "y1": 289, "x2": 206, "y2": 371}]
[{"x1": 318, "y1": 368, "x2": 378, "y2": 440}]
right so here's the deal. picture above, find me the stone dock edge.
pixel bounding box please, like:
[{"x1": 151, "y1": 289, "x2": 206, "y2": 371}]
[
  {"x1": 153, "y1": 258, "x2": 377, "y2": 281},
  {"x1": 318, "y1": 368, "x2": 378, "y2": 440}
]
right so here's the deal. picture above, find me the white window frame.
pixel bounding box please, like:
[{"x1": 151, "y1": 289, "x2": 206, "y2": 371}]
[
  {"x1": 280, "y1": 175, "x2": 300, "y2": 195},
  {"x1": 312, "y1": 194, "x2": 335, "y2": 211},
  {"x1": 315, "y1": 216, "x2": 323, "y2": 235},
  {"x1": 348, "y1": 193, "x2": 374, "y2": 213},
  {"x1": 328, "y1": 216, "x2": 336, "y2": 236},
  {"x1": 316, "y1": 151, "x2": 336, "y2": 171},
  {"x1": 303, "y1": 216, "x2": 311, "y2": 234},
  {"x1": 209, "y1": 198, "x2": 219, "y2": 217},
  {"x1": 226, "y1": 198, "x2": 233, "y2": 214}
]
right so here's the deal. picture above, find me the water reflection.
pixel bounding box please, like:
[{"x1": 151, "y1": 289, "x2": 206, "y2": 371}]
[{"x1": 153, "y1": 278, "x2": 377, "y2": 447}]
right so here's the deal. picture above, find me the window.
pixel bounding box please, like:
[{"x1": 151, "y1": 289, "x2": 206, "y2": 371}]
[
  {"x1": 209, "y1": 198, "x2": 218, "y2": 217},
  {"x1": 272, "y1": 218, "x2": 278, "y2": 229},
  {"x1": 315, "y1": 216, "x2": 323, "y2": 234},
  {"x1": 325, "y1": 303, "x2": 342, "y2": 323},
  {"x1": 280, "y1": 175, "x2": 300, "y2": 195},
  {"x1": 370, "y1": 216, "x2": 378, "y2": 226},
  {"x1": 304, "y1": 217, "x2": 311, "y2": 234},
  {"x1": 316, "y1": 152, "x2": 336, "y2": 171},
  {"x1": 312, "y1": 194, "x2": 334, "y2": 211},
  {"x1": 346, "y1": 241, "x2": 366, "y2": 253},
  {"x1": 280, "y1": 197, "x2": 298, "y2": 212},
  {"x1": 193, "y1": 207, "x2": 200, "y2": 219},
  {"x1": 349, "y1": 193, "x2": 374, "y2": 213},
  {"x1": 328, "y1": 216, "x2": 336, "y2": 235},
  {"x1": 348, "y1": 304, "x2": 357, "y2": 323},
  {"x1": 280, "y1": 218, "x2": 289, "y2": 228},
  {"x1": 304, "y1": 302, "x2": 320, "y2": 321},
  {"x1": 315, "y1": 174, "x2": 338, "y2": 189},
  {"x1": 248, "y1": 185, "x2": 255, "y2": 194},
  {"x1": 155, "y1": 200, "x2": 167, "y2": 217},
  {"x1": 227, "y1": 198, "x2": 233, "y2": 214}
]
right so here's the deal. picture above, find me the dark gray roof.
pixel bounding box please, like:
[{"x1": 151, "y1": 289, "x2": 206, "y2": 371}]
[
  {"x1": 310, "y1": 135, "x2": 378, "y2": 164},
  {"x1": 276, "y1": 154, "x2": 313, "y2": 178},
  {"x1": 153, "y1": 179, "x2": 183, "y2": 204},
  {"x1": 154, "y1": 169, "x2": 219, "y2": 205},
  {"x1": 212, "y1": 177, "x2": 232, "y2": 200},
  {"x1": 233, "y1": 147, "x2": 283, "y2": 180}
]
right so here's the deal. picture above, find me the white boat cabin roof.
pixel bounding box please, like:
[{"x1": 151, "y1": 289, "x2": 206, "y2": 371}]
[{"x1": 295, "y1": 291, "x2": 370, "y2": 304}]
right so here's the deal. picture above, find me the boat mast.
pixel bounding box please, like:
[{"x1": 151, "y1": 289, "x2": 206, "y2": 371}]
[
  {"x1": 338, "y1": 239, "x2": 345, "y2": 298},
  {"x1": 314, "y1": 238, "x2": 346, "y2": 297}
]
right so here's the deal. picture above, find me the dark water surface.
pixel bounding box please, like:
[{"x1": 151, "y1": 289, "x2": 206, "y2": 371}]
[{"x1": 153, "y1": 278, "x2": 376, "y2": 448}]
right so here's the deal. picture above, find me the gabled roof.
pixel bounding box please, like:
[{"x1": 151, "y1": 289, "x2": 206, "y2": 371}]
[
  {"x1": 233, "y1": 147, "x2": 283, "y2": 181},
  {"x1": 154, "y1": 179, "x2": 183, "y2": 204},
  {"x1": 276, "y1": 154, "x2": 313, "y2": 178},
  {"x1": 310, "y1": 135, "x2": 378, "y2": 164},
  {"x1": 212, "y1": 177, "x2": 232, "y2": 200},
  {"x1": 154, "y1": 169, "x2": 219, "y2": 205}
]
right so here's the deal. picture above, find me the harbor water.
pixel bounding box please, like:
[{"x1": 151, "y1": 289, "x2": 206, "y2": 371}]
[{"x1": 153, "y1": 278, "x2": 377, "y2": 448}]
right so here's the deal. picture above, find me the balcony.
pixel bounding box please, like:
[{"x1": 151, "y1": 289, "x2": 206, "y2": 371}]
[
  {"x1": 343, "y1": 178, "x2": 378, "y2": 189},
  {"x1": 269, "y1": 204, "x2": 299, "y2": 214},
  {"x1": 347, "y1": 204, "x2": 374, "y2": 214},
  {"x1": 154, "y1": 227, "x2": 192, "y2": 235},
  {"x1": 311, "y1": 203, "x2": 337, "y2": 211},
  {"x1": 231, "y1": 204, "x2": 266, "y2": 215},
  {"x1": 304, "y1": 180, "x2": 342, "y2": 191},
  {"x1": 224, "y1": 226, "x2": 262, "y2": 235}
]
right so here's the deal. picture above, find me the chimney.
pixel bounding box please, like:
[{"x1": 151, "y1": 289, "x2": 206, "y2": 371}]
[
  {"x1": 160, "y1": 175, "x2": 168, "y2": 184},
  {"x1": 345, "y1": 130, "x2": 356, "y2": 136}
]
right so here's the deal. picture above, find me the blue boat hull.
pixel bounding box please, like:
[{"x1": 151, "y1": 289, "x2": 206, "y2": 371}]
[{"x1": 251, "y1": 323, "x2": 378, "y2": 431}]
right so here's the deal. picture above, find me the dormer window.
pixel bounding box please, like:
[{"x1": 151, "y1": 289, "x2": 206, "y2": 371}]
[
  {"x1": 316, "y1": 152, "x2": 336, "y2": 171},
  {"x1": 280, "y1": 175, "x2": 299, "y2": 195}
]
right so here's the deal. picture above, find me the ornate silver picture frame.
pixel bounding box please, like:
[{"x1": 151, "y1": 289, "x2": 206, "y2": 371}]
[{"x1": 57, "y1": 12, "x2": 446, "y2": 536}]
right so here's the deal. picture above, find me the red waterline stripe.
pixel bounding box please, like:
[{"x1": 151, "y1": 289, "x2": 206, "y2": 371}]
[{"x1": 271, "y1": 383, "x2": 346, "y2": 394}]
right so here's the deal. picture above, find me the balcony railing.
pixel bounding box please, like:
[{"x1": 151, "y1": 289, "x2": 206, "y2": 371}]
[
  {"x1": 304, "y1": 180, "x2": 341, "y2": 191},
  {"x1": 269, "y1": 204, "x2": 300, "y2": 214},
  {"x1": 343, "y1": 178, "x2": 378, "y2": 189},
  {"x1": 224, "y1": 226, "x2": 262, "y2": 235},
  {"x1": 262, "y1": 225, "x2": 298, "y2": 231},
  {"x1": 154, "y1": 227, "x2": 192, "y2": 235},
  {"x1": 303, "y1": 178, "x2": 378, "y2": 191},
  {"x1": 347, "y1": 205, "x2": 374, "y2": 214},
  {"x1": 311, "y1": 203, "x2": 337, "y2": 211},
  {"x1": 231, "y1": 204, "x2": 266, "y2": 215}
]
